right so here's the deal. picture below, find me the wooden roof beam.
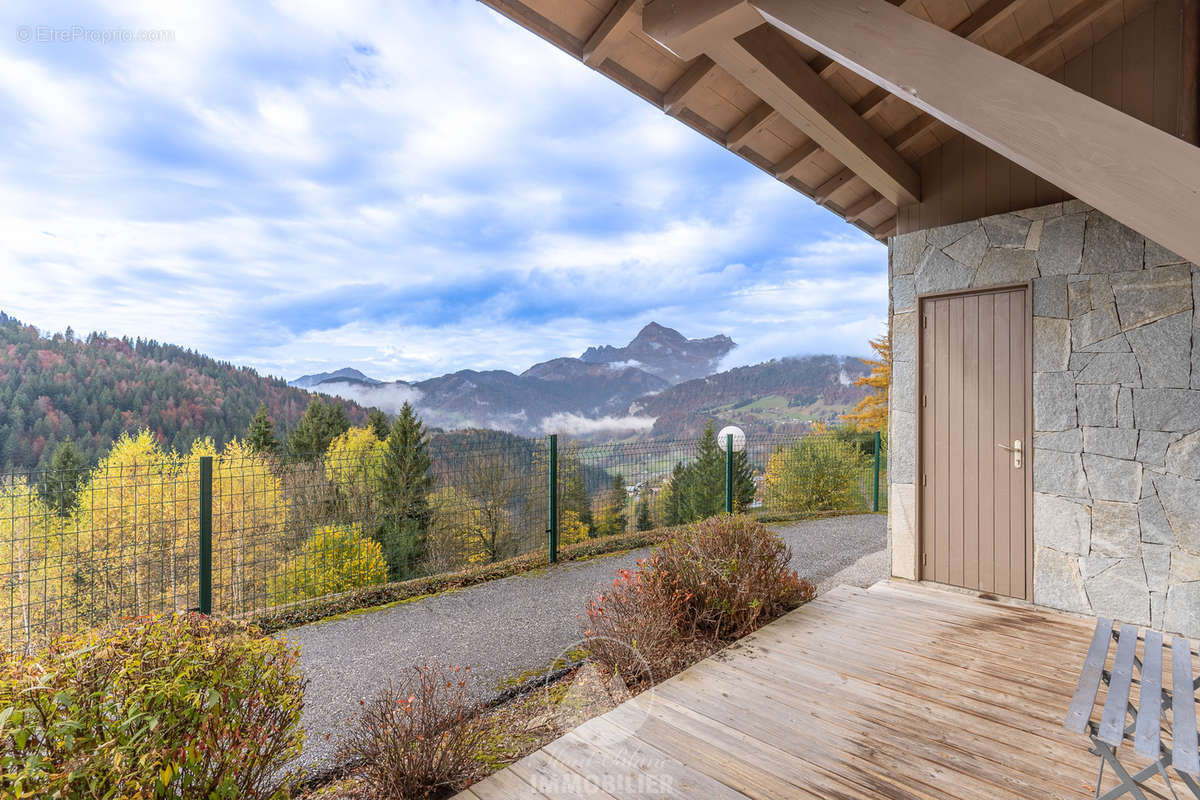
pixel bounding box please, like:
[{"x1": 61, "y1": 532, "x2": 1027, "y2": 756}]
[
  {"x1": 813, "y1": 167, "x2": 855, "y2": 204},
  {"x1": 725, "y1": 102, "x2": 777, "y2": 148},
  {"x1": 773, "y1": 140, "x2": 821, "y2": 179},
  {"x1": 874, "y1": 217, "x2": 898, "y2": 239},
  {"x1": 843, "y1": 192, "x2": 886, "y2": 222},
  {"x1": 583, "y1": 0, "x2": 639, "y2": 65},
  {"x1": 755, "y1": 0, "x2": 1200, "y2": 263},
  {"x1": 853, "y1": 0, "x2": 1025, "y2": 121},
  {"x1": 663, "y1": 56, "x2": 717, "y2": 114},
  {"x1": 888, "y1": 0, "x2": 1123, "y2": 152}
]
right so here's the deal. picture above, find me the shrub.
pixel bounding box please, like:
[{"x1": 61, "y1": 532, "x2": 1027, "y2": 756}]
[
  {"x1": 338, "y1": 664, "x2": 484, "y2": 800},
  {"x1": 0, "y1": 613, "x2": 305, "y2": 799},
  {"x1": 647, "y1": 515, "x2": 813, "y2": 641},
  {"x1": 268, "y1": 523, "x2": 389, "y2": 605},
  {"x1": 762, "y1": 433, "x2": 868, "y2": 516},
  {"x1": 582, "y1": 515, "x2": 813, "y2": 687},
  {"x1": 582, "y1": 567, "x2": 706, "y2": 687}
]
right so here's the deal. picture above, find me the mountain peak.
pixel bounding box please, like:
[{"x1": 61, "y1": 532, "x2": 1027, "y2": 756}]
[
  {"x1": 289, "y1": 367, "x2": 382, "y2": 390},
  {"x1": 578, "y1": 323, "x2": 736, "y2": 384}
]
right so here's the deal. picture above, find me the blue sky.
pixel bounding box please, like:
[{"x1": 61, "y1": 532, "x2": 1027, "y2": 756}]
[{"x1": 0, "y1": 0, "x2": 887, "y2": 381}]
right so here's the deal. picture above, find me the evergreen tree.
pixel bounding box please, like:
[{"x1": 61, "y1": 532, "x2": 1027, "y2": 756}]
[
  {"x1": 287, "y1": 399, "x2": 350, "y2": 459},
  {"x1": 377, "y1": 402, "x2": 433, "y2": 579},
  {"x1": 595, "y1": 473, "x2": 628, "y2": 537},
  {"x1": 559, "y1": 452, "x2": 594, "y2": 536},
  {"x1": 38, "y1": 439, "x2": 86, "y2": 517},
  {"x1": 246, "y1": 403, "x2": 280, "y2": 456},
  {"x1": 663, "y1": 422, "x2": 755, "y2": 524},
  {"x1": 367, "y1": 409, "x2": 390, "y2": 441},
  {"x1": 635, "y1": 493, "x2": 653, "y2": 531}
]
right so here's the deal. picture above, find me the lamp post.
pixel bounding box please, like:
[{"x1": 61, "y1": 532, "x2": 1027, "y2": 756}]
[{"x1": 718, "y1": 425, "x2": 746, "y2": 513}]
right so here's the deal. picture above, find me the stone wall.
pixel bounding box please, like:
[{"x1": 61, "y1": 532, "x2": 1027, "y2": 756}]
[{"x1": 888, "y1": 201, "x2": 1200, "y2": 637}]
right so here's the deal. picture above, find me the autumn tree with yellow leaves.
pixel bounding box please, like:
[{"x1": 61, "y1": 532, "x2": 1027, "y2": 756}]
[{"x1": 841, "y1": 333, "x2": 890, "y2": 433}]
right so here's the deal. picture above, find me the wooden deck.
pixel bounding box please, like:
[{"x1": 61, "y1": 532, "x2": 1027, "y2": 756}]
[{"x1": 457, "y1": 581, "x2": 1180, "y2": 799}]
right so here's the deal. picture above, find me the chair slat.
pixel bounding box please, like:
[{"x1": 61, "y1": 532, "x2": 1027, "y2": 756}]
[
  {"x1": 1172, "y1": 637, "x2": 1199, "y2": 777},
  {"x1": 1133, "y1": 630, "x2": 1163, "y2": 758},
  {"x1": 1066, "y1": 618, "x2": 1114, "y2": 733},
  {"x1": 1099, "y1": 623, "x2": 1139, "y2": 746}
]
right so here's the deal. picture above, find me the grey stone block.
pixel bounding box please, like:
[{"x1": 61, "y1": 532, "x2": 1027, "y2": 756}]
[
  {"x1": 1025, "y1": 219, "x2": 1045, "y2": 250},
  {"x1": 1165, "y1": 583, "x2": 1200, "y2": 637},
  {"x1": 1155, "y1": 473, "x2": 1200, "y2": 553},
  {"x1": 891, "y1": 231, "x2": 926, "y2": 276},
  {"x1": 1165, "y1": 431, "x2": 1200, "y2": 478},
  {"x1": 1016, "y1": 202, "x2": 1063, "y2": 221},
  {"x1": 1111, "y1": 264, "x2": 1193, "y2": 330},
  {"x1": 1090, "y1": 501, "x2": 1140, "y2": 557},
  {"x1": 1068, "y1": 275, "x2": 1092, "y2": 318},
  {"x1": 915, "y1": 248, "x2": 974, "y2": 295},
  {"x1": 927, "y1": 220, "x2": 981, "y2": 249},
  {"x1": 889, "y1": 410, "x2": 916, "y2": 483},
  {"x1": 1085, "y1": 558, "x2": 1151, "y2": 625},
  {"x1": 1035, "y1": 449, "x2": 1089, "y2": 499},
  {"x1": 1069, "y1": 353, "x2": 1097, "y2": 373},
  {"x1": 1082, "y1": 427, "x2": 1138, "y2": 459},
  {"x1": 974, "y1": 248, "x2": 1038, "y2": 288},
  {"x1": 1142, "y1": 544, "x2": 1171, "y2": 592},
  {"x1": 1038, "y1": 214, "x2": 1086, "y2": 276},
  {"x1": 1062, "y1": 199, "x2": 1092, "y2": 215},
  {"x1": 891, "y1": 360, "x2": 916, "y2": 414},
  {"x1": 1152, "y1": 591, "x2": 1165, "y2": 629},
  {"x1": 1080, "y1": 556, "x2": 1119, "y2": 580},
  {"x1": 943, "y1": 226, "x2": 988, "y2": 270},
  {"x1": 1034, "y1": 547, "x2": 1091, "y2": 614},
  {"x1": 1137, "y1": 430, "x2": 1181, "y2": 467},
  {"x1": 1144, "y1": 239, "x2": 1186, "y2": 268},
  {"x1": 1171, "y1": 550, "x2": 1200, "y2": 583},
  {"x1": 1075, "y1": 353, "x2": 1142, "y2": 386},
  {"x1": 893, "y1": 275, "x2": 916, "y2": 314},
  {"x1": 1072, "y1": 304, "x2": 1120, "y2": 350},
  {"x1": 1033, "y1": 318, "x2": 1071, "y2": 372},
  {"x1": 1083, "y1": 211, "x2": 1144, "y2": 274},
  {"x1": 1083, "y1": 454, "x2": 1142, "y2": 501},
  {"x1": 1034, "y1": 429, "x2": 1082, "y2": 453},
  {"x1": 1118, "y1": 387, "x2": 1135, "y2": 429},
  {"x1": 982, "y1": 214, "x2": 1033, "y2": 249},
  {"x1": 1132, "y1": 388, "x2": 1200, "y2": 432},
  {"x1": 1081, "y1": 333, "x2": 1132, "y2": 354},
  {"x1": 892, "y1": 312, "x2": 917, "y2": 363},
  {"x1": 1033, "y1": 371, "x2": 1077, "y2": 431},
  {"x1": 1034, "y1": 492, "x2": 1090, "y2": 555},
  {"x1": 1033, "y1": 275, "x2": 1068, "y2": 318},
  {"x1": 1140, "y1": 493, "x2": 1176, "y2": 545},
  {"x1": 1077, "y1": 385, "x2": 1120, "y2": 427},
  {"x1": 1126, "y1": 312, "x2": 1192, "y2": 389}
]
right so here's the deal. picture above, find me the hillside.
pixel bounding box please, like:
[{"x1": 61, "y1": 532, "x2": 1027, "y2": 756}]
[
  {"x1": 631, "y1": 355, "x2": 871, "y2": 438},
  {"x1": 0, "y1": 312, "x2": 367, "y2": 472}
]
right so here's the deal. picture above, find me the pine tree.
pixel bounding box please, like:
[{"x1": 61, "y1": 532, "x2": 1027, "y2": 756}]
[
  {"x1": 377, "y1": 402, "x2": 433, "y2": 579},
  {"x1": 559, "y1": 452, "x2": 594, "y2": 536},
  {"x1": 841, "y1": 333, "x2": 890, "y2": 433},
  {"x1": 635, "y1": 493, "x2": 653, "y2": 531},
  {"x1": 663, "y1": 421, "x2": 755, "y2": 523},
  {"x1": 287, "y1": 399, "x2": 350, "y2": 459},
  {"x1": 367, "y1": 409, "x2": 390, "y2": 441},
  {"x1": 246, "y1": 403, "x2": 279, "y2": 456},
  {"x1": 595, "y1": 473, "x2": 628, "y2": 537},
  {"x1": 38, "y1": 439, "x2": 86, "y2": 517}
]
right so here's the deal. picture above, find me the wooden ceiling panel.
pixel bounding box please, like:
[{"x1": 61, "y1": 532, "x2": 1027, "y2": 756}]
[
  {"x1": 761, "y1": 114, "x2": 805, "y2": 150},
  {"x1": 1013, "y1": 0, "x2": 1057, "y2": 40},
  {"x1": 519, "y1": 0, "x2": 601, "y2": 40},
  {"x1": 923, "y1": 0, "x2": 975, "y2": 29}
]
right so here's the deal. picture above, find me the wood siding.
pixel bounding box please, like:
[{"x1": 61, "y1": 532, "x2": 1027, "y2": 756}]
[
  {"x1": 899, "y1": 0, "x2": 1193, "y2": 234},
  {"x1": 919, "y1": 286, "x2": 1033, "y2": 600}
]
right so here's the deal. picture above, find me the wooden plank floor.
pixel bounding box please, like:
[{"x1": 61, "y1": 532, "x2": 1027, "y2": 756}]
[{"x1": 456, "y1": 581, "x2": 1182, "y2": 799}]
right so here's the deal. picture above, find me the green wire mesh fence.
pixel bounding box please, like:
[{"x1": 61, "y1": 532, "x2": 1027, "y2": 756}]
[{"x1": 0, "y1": 428, "x2": 884, "y2": 653}]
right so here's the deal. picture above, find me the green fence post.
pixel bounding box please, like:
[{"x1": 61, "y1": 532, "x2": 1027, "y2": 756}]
[
  {"x1": 725, "y1": 433, "x2": 734, "y2": 514},
  {"x1": 872, "y1": 430, "x2": 882, "y2": 513},
  {"x1": 547, "y1": 434, "x2": 559, "y2": 564},
  {"x1": 199, "y1": 455, "x2": 213, "y2": 615}
]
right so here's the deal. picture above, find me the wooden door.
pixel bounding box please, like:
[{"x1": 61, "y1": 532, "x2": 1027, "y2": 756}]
[{"x1": 918, "y1": 285, "x2": 1033, "y2": 600}]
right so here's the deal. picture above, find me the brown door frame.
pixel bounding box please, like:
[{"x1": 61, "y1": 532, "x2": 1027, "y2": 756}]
[{"x1": 914, "y1": 281, "x2": 1035, "y2": 600}]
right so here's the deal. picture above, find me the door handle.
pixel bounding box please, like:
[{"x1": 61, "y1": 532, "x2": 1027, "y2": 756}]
[{"x1": 997, "y1": 439, "x2": 1022, "y2": 469}]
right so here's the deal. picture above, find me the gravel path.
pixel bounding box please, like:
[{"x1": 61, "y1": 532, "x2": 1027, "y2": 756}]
[{"x1": 285, "y1": 514, "x2": 885, "y2": 773}]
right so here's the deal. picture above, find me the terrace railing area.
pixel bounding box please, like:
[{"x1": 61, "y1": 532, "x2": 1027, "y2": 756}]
[{"x1": 0, "y1": 429, "x2": 885, "y2": 653}]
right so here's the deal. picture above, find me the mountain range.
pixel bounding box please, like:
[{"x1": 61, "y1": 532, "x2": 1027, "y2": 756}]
[{"x1": 292, "y1": 323, "x2": 870, "y2": 439}]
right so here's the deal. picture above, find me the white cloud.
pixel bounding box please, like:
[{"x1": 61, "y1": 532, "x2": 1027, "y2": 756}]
[{"x1": 540, "y1": 413, "x2": 657, "y2": 436}]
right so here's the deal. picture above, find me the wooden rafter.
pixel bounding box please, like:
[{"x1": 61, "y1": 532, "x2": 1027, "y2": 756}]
[
  {"x1": 725, "y1": 102, "x2": 777, "y2": 148},
  {"x1": 843, "y1": 192, "x2": 886, "y2": 222},
  {"x1": 583, "y1": 0, "x2": 638, "y2": 65},
  {"x1": 663, "y1": 55, "x2": 717, "y2": 114},
  {"x1": 888, "y1": 0, "x2": 1124, "y2": 152},
  {"x1": 813, "y1": 167, "x2": 855, "y2": 203},
  {"x1": 756, "y1": 0, "x2": 1200, "y2": 263},
  {"x1": 874, "y1": 217, "x2": 898, "y2": 238},
  {"x1": 773, "y1": 140, "x2": 821, "y2": 178}
]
